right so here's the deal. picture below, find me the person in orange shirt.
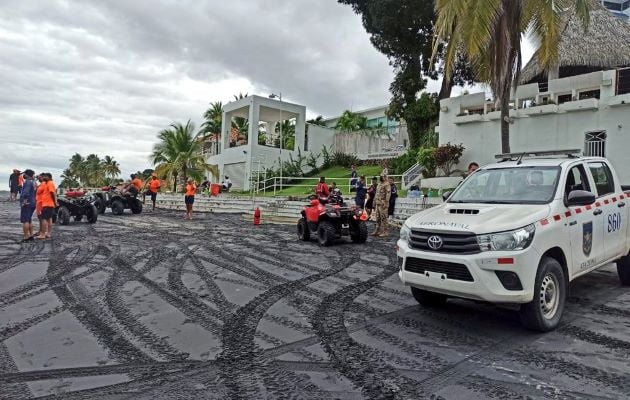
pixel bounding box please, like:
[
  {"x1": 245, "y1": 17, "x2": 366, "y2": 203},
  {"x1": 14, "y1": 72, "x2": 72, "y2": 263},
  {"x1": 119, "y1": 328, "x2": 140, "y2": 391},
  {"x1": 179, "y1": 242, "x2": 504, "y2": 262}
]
[
  {"x1": 184, "y1": 178, "x2": 196, "y2": 220},
  {"x1": 131, "y1": 174, "x2": 143, "y2": 192},
  {"x1": 143, "y1": 174, "x2": 161, "y2": 211},
  {"x1": 34, "y1": 174, "x2": 46, "y2": 237},
  {"x1": 36, "y1": 172, "x2": 57, "y2": 239}
]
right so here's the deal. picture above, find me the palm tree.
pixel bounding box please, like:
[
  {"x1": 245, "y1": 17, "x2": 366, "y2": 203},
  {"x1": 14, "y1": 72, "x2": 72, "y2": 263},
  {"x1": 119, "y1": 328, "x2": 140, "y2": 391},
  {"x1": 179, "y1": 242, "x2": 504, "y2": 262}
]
[
  {"x1": 307, "y1": 115, "x2": 327, "y2": 126},
  {"x1": 152, "y1": 120, "x2": 214, "y2": 191},
  {"x1": 233, "y1": 92, "x2": 248, "y2": 101},
  {"x1": 335, "y1": 110, "x2": 368, "y2": 132},
  {"x1": 433, "y1": 0, "x2": 590, "y2": 153},
  {"x1": 101, "y1": 155, "x2": 121, "y2": 180},
  {"x1": 69, "y1": 153, "x2": 86, "y2": 184},
  {"x1": 84, "y1": 154, "x2": 103, "y2": 186},
  {"x1": 60, "y1": 168, "x2": 80, "y2": 188}
]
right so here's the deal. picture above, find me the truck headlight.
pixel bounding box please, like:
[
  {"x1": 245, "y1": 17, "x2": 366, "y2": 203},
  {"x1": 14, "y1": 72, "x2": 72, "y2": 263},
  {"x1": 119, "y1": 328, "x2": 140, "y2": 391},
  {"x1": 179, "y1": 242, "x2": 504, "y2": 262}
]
[
  {"x1": 477, "y1": 224, "x2": 535, "y2": 252},
  {"x1": 400, "y1": 224, "x2": 411, "y2": 242}
]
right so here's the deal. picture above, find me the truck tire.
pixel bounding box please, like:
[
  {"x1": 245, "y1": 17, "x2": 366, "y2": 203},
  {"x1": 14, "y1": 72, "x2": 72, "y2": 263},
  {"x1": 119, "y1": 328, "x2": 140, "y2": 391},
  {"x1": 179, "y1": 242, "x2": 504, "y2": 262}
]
[
  {"x1": 86, "y1": 204, "x2": 98, "y2": 224},
  {"x1": 351, "y1": 221, "x2": 368, "y2": 243},
  {"x1": 519, "y1": 257, "x2": 567, "y2": 332},
  {"x1": 130, "y1": 200, "x2": 143, "y2": 214},
  {"x1": 616, "y1": 254, "x2": 630, "y2": 286},
  {"x1": 111, "y1": 200, "x2": 125, "y2": 216},
  {"x1": 411, "y1": 287, "x2": 447, "y2": 307},
  {"x1": 317, "y1": 221, "x2": 336, "y2": 247},
  {"x1": 57, "y1": 207, "x2": 71, "y2": 226},
  {"x1": 297, "y1": 218, "x2": 310, "y2": 241}
]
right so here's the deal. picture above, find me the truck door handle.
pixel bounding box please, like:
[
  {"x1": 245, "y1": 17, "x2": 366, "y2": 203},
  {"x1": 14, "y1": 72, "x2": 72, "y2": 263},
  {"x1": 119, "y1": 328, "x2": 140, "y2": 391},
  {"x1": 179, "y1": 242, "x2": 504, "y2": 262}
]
[
  {"x1": 618, "y1": 202, "x2": 626, "y2": 208},
  {"x1": 593, "y1": 209, "x2": 603, "y2": 216}
]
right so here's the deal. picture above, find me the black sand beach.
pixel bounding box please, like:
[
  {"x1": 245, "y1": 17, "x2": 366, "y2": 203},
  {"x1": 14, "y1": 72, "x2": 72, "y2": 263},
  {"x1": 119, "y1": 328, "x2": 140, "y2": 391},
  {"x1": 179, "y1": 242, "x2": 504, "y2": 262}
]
[{"x1": 1, "y1": 200, "x2": 630, "y2": 399}]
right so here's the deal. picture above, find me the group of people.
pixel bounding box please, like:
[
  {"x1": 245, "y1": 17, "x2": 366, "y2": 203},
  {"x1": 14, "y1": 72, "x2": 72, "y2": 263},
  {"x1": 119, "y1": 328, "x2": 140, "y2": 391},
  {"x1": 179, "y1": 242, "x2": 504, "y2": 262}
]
[
  {"x1": 10, "y1": 170, "x2": 58, "y2": 242},
  {"x1": 313, "y1": 167, "x2": 398, "y2": 238}
]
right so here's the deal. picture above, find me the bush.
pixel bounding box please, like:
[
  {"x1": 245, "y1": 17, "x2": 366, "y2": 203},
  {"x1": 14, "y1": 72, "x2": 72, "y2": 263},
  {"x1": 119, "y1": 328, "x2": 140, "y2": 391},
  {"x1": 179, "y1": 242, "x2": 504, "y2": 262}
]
[
  {"x1": 321, "y1": 145, "x2": 332, "y2": 170},
  {"x1": 306, "y1": 152, "x2": 320, "y2": 175},
  {"x1": 331, "y1": 152, "x2": 360, "y2": 168},
  {"x1": 389, "y1": 148, "x2": 418, "y2": 175},
  {"x1": 434, "y1": 143, "x2": 465, "y2": 176},
  {"x1": 417, "y1": 148, "x2": 437, "y2": 178}
]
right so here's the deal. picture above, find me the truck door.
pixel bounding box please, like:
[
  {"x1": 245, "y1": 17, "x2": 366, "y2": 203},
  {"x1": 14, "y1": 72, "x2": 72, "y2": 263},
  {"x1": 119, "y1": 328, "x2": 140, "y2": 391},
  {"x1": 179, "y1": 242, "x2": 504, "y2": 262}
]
[
  {"x1": 565, "y1": 164, "x2": 603, "y2": 276},
  {"x1": 587, "y1": 161, "x2": 627, "y2": 261}
]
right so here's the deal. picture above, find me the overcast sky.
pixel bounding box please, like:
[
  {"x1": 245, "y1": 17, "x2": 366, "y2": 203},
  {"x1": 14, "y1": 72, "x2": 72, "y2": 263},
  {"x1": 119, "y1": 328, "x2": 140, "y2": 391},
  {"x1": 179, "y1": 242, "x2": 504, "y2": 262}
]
[{"x1": 0, "y1": 0, "x2": 534, "y2": 191}]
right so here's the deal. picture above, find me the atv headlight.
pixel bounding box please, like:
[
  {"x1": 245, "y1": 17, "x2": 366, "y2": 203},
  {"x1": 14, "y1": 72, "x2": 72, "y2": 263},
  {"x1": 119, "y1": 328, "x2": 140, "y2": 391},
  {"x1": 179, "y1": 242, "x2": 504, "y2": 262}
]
[
  {"x1": 400, "y1": 224, "x2": 411, "y2": 242},
  {"x1": 477, "y1": 224, "x2": 535, "y2": 252}
]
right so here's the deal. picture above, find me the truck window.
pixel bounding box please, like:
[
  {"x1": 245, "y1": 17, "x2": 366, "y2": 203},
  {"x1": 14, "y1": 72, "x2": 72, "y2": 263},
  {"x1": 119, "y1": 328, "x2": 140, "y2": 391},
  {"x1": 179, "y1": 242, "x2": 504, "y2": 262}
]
[
  {"x1": 565, "y1": 165, "x2": 591, "y2": 199},
  {"x1": 588, "y1": 162, "x2": 615, "y2": 197}
]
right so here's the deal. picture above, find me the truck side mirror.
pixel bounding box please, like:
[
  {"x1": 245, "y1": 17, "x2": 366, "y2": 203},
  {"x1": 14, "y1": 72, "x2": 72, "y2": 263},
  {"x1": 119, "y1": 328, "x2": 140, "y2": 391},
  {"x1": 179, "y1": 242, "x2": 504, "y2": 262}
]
[
  {"x1": 442, "y1": 191, "x2": 453, "y2": 201},
  {"x1": 567, "y1": 190, "x2": 596, "y2": 207}
]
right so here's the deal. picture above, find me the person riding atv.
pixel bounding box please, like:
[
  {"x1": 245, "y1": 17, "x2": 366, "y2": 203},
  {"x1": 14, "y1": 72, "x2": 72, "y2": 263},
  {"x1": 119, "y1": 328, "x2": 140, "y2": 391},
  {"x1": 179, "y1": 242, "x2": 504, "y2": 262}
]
[
  {"x1": 297, "y1": 194, "x2": 368, "y2": 246},
  {"x1": 92, "y1": 178, "x2": 143, "y2": 216}
]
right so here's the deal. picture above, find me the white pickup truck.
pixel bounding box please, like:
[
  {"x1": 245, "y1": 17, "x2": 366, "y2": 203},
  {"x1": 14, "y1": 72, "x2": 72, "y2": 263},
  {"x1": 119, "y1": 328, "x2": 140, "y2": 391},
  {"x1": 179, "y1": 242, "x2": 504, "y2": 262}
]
[{"x1": 397, "y1": 151, "x2": 630, "y2": 331}]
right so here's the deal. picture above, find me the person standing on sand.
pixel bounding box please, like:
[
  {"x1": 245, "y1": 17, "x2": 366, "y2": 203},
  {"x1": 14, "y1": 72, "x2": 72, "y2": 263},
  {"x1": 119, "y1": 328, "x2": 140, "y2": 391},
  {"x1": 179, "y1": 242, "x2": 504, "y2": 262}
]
[
  {"x1": 372, "y1": 173, "x2": 391, "y2": 237},
  {"x1": 184, "y1": 178, "x2": 196, "y2": 220},
  {"x1": 355, "y1": 175, "x2": 367, "y2": 208},
  {"x1": 143, "y1": 174, "x2": 161, "y2": 211},
  {"x1": 34, "y1": 174, "x2": 46, "y2": 237},
  {"x1": 36, "y1": 173, "x2": 58, "y2": 240},
  {"x1": 19, "y1": 170, "x2": 36, "y2": 242},
  {"x1": 365, "y1": 176, "x2": 378, "y2": 219},
  {"x1": 9, "y1": 169, "x2": 20, "y2": 201}
]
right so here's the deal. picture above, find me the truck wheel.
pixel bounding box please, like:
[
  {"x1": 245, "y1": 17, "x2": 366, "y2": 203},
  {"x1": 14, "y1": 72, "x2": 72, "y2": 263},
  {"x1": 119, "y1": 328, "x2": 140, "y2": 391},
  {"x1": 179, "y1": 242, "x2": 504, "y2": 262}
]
[
  {"x1": 411, "y1": 287, "x2": 447, "y2": 307},
  {"x1": 86, "y1": 204, "x2": 98, "y2": 224},
  {"x1": 317, "y1": 221, "x2": 336, "y2": 247},
  {"x1": 130, "y1": 200, "x2": 143, "y2": 214},
  {"x1": 57, "y1": 207, "x2": 71, "y2": 226},
  {"x1": 297, "y1": 218, "x2": 310, "y2": 241},
  {"x1": 351, "y1": 221, "x2": 368, "y2": 243},
  {"x1": 519, "y1": 257, "x2": 566, "y2": 332},
  {"x1": 111, "y1": 200, "x2": 125, "y2": 216},
  {"x1": 616, "y1": 254, "x2": 630, "y2": 286}
]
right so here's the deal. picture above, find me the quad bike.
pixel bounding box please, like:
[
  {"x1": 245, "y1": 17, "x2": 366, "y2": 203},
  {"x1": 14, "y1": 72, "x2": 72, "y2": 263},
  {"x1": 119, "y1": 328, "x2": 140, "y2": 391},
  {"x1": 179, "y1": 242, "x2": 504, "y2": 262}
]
[
  {"x1": 53, "y1": 190, "x2": 98, "y2": 225},
  {"x1": 297, "y1": 195, "x2": 368, "y2": 246},
  {"x1": 92, "y1": 186, "x2": 143, "y2": 216}
]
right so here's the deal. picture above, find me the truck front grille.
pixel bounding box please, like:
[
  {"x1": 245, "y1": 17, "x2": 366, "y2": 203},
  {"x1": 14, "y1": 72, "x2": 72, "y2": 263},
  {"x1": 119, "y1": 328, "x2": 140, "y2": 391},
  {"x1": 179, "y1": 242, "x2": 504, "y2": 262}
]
[
  {"x1": 405, "y1": 257, "x2": 474, "y2": 282},
  {"x1": 409, "y1": 230, "x2": 480, "y2": 254}
]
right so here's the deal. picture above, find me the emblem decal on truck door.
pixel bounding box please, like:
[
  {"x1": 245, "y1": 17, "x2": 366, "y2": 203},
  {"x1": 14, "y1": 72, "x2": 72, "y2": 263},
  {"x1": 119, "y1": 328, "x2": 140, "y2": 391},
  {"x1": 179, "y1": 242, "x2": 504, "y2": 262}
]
[{"x1": 583, "y1": 222, "x2": 593, "y2": 256}]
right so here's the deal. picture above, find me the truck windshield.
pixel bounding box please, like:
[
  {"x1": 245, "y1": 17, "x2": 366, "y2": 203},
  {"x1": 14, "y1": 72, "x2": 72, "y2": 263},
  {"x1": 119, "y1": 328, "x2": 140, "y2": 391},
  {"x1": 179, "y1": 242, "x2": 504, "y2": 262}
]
[{"x1": 448, "y1": 166, "x2": 561, "y2": 204}]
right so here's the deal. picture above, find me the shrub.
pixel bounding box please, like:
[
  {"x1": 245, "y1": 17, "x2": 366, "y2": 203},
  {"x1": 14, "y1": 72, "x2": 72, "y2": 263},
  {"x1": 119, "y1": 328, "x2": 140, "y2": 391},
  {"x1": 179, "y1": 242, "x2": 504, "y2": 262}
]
[
  {"x1": 417, "y1": 148, "x2": 437, "y2": 178},
  {"x1": 331, "y1": 152, "x2": 360, "y2": 168},
  {"x1": 389, "y1": 148, "x2": 418, "y2": 175},
  {"x1": 321, "y1": 145, "x2": 332, "y2": 169},
  {"x1": 306, "y1": 152, "x2": 320, "y2": 174},
  {"x1": 434, "y1": 143, "x2": 465, "y2": 176}
]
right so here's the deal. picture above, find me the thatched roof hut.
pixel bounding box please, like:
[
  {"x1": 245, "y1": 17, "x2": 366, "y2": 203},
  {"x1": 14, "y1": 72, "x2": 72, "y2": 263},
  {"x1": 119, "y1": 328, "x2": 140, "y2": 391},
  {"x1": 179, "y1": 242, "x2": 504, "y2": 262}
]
[{"x1": 520, "y1": 2, "x2": 630, "y2": 84}]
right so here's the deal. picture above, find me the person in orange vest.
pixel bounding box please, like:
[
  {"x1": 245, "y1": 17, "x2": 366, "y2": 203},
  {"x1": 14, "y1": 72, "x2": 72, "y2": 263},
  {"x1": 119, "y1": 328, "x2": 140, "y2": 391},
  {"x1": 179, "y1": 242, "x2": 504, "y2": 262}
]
[
  {"x1": 143, "y1": 174, "x2": 161, "y2": 211},
  {"x1": 184, "y1": 178, "x2": 196, "y2": 220},
  {"x1": 36, "y1": 173, "x2": 58, "y2": 240}
]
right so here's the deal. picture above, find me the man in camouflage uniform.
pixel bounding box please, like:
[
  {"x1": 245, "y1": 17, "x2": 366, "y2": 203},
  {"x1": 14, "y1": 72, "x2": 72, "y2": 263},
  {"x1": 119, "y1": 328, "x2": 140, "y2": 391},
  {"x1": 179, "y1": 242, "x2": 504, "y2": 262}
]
[{"x1": 371, "y1": 173, "x2": 391, "y2": 237}]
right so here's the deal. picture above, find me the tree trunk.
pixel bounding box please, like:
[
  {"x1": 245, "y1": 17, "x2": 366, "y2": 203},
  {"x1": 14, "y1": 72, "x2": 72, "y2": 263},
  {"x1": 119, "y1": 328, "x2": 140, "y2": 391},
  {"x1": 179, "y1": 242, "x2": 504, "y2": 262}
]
[
  {"x1": 438, "y1": 76, "x2": 454, "y2": 100},
  {"x1": 500, "y1": 92, "x2": 511, "y2": 154},
  {"x1": 173, "y1": 173, "x2": 178, "y2": 192}
]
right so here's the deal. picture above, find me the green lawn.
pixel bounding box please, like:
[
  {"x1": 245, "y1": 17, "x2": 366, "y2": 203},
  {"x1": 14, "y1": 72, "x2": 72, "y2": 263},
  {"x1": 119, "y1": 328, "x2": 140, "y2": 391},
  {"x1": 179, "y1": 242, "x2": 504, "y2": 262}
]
[{"x1": 256, "y1": 165, "x2": 385, "y2": 197}]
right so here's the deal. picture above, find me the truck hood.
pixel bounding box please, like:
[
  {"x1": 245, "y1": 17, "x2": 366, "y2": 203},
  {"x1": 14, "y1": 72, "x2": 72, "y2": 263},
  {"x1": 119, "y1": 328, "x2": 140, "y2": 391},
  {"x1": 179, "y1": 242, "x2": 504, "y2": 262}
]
[{"x1": 406, "y1": 203, "x2": 551, "y2": 234}]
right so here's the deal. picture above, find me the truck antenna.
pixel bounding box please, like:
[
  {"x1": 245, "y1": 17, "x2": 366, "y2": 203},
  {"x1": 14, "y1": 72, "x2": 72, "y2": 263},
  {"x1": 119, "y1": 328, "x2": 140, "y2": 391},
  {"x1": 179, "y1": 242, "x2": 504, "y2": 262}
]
[{"x1": 516, "y1": 152, "x2": 526, "y2": 165}]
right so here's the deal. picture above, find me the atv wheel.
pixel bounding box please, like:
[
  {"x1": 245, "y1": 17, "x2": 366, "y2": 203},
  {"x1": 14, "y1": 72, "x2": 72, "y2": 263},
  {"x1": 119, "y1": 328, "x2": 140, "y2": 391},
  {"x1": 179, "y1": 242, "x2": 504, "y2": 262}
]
[
  {"x1": 519, "y1": 257, "x2": 566, "y2": 332},
  {"x1": 94, "y1": 196, "x2": 106, "y2": 214},
  {"x1": 57, "y1": 206, "x2": 71, "y2": 226},
  {"x1": 86, "y1": 204, "x2": 98, "y2": 224},
  {"x1": 351, "y1": 221, "x2": 368, "y2": 243},
  {"x1": 111, "y1": 200, "x2": 125, "y2": 215},
  {"x1": 74, "y1": 215, "x2": 83, "y2": 222},
  {"x1": 297, "y1": 218, "x2": 310, "y2": 241},
  {"x1": 317, "y1": 221, "x2": 336, "y2": 247},
  {"x1": 130, "y1": 200, "x2": 143, "y2": 214},
  {"x1": 411, "y1": 287, "x2": 447, "y2": 307}
]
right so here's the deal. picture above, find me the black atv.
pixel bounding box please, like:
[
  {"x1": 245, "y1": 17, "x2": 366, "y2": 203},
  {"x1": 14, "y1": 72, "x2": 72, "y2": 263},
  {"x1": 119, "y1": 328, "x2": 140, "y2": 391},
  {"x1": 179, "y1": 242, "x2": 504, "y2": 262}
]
[
  {"x1": 53, "y1": 190, "x2": 98, "y2": 225},
  {"x1": 297, "y1": 195, "x2": 368, "y2": 246},
  {"x1": 93, "y1": 186, "x2": 143, "y2": 216}
]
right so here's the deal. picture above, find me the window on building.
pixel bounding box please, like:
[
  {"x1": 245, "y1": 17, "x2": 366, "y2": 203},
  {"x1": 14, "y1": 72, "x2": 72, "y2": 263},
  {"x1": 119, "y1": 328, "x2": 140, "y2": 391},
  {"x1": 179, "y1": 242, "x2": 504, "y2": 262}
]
[
  {"x1": 588, "y1": 162, "x2": 615, "y2": 197},
  {"x1": 624, "y1": 0, "x2": 630, "y2": 10},
  {"x1": 579, "y1": 89, "x2": 600, "y2": 100},
  {"x1": 604, "y1": 1, "x2": 623, "y2": 11},
  {"x1": 556, "y1": 93, "x2": 573, "y2": 104},
  {"x1": 584, "y1": 131, "x2": 607, "y2": 157}
]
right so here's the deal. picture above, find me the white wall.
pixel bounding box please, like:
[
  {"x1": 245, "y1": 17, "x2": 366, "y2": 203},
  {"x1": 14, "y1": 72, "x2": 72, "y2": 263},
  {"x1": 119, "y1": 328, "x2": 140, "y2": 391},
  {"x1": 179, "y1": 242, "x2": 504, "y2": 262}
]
[{"x1": 437, "y1": 70, "x2": 630, "y2": 184}]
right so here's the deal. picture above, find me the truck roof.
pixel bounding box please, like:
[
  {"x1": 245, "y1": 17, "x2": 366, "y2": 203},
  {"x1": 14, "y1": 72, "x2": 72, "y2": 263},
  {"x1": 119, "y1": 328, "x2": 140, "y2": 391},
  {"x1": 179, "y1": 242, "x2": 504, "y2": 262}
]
[{"x1": 484, "y1": 156, "x2": 607, "y2": 170}]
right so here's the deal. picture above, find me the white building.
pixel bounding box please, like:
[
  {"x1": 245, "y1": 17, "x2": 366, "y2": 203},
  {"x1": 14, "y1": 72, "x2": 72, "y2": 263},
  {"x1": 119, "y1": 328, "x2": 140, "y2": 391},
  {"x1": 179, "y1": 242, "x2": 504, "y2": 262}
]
[
  {"x1": 437, "y1": 3, "x2": 630, "y2": 183},
  {"x1": 206, "y1": 95, "x2": 336, "y2": 191}
]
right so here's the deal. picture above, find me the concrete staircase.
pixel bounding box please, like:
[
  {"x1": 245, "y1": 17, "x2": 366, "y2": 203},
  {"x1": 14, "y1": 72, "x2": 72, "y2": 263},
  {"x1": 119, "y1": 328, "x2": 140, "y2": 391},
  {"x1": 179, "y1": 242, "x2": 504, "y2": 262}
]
[{"x1": 156, "y1": 193, "x2": 440, "y2": 226}]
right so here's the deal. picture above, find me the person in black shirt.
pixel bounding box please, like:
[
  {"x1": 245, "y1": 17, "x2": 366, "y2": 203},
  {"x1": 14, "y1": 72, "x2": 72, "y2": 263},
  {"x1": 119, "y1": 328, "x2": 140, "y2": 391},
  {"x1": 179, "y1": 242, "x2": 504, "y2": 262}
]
[
  {"x1": 388, "y1": 176, "x2": 398, "y2": 217},
  {"x1": 355, "y1": 175, "x2": 367, "y2": 208},
  {"x1": 9, "y1": 169, "x2": 20, "y2": 201}
]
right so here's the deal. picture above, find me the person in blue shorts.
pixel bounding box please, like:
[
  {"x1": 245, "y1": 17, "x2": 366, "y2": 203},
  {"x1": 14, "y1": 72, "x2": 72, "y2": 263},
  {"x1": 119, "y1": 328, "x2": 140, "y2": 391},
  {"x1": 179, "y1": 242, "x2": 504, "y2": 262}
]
[{"x1": 20, "y1": 169, "x2": 37, "y2": 242}]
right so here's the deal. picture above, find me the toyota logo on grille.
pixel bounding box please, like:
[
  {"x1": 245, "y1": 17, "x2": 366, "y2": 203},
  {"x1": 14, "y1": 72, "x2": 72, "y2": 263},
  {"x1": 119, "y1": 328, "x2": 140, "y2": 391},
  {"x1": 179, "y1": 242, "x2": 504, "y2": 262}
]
[{"x1": 427, "y1": 235, "x2": 444, "y2": 250}]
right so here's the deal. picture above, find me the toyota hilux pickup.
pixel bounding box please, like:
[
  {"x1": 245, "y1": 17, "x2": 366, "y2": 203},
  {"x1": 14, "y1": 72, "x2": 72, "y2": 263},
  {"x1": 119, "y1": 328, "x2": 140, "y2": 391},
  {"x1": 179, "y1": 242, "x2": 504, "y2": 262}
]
[{"x1": 397, "y1": 150, "x2": 630, "y2": 331}]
